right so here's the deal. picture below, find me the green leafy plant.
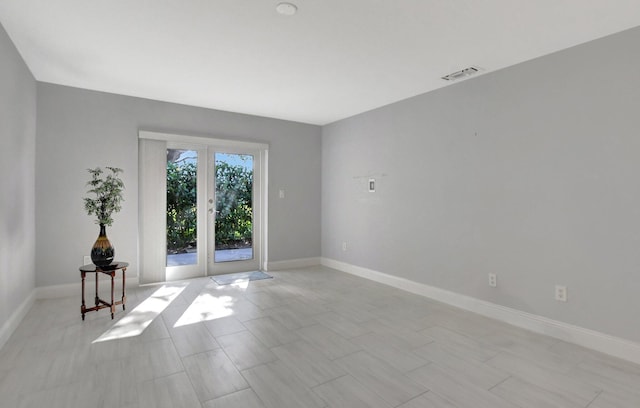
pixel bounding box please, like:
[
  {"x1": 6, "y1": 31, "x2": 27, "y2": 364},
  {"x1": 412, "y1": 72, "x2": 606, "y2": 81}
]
[
  {"x1": 84, "y1": 167, "x2": 125, "y2": 226},
  {"x1": 215, "y1": 160, "x2": 253, "y2": 247},
  {"x1": 166, "y1": 161, "x2": 197, "y2": 251},
  {"x1": 165, "y1": 157, "x2": 253, "y2": 252}
]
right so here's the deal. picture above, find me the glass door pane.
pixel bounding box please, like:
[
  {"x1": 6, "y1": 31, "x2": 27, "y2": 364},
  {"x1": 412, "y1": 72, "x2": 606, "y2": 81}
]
[
  {"x1": 162, "y1": 141, "x2": 263, "y2": 280},
  {"x1": 214, "y1": 152, "x2": 254, "y2": 263},
  {"x1": 166, "y1": 148, "x2": 198, "y2": 266}
]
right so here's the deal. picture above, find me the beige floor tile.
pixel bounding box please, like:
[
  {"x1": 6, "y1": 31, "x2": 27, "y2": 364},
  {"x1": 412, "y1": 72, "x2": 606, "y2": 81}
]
[
  {"x1": 203, "y1": 315, "x2": 246, "y2": 337},
  {"x1": 217, "y1": 330, "x2": 277, "y2": 370},
  {"x1": 312, "y1": 374, "x2": 392, "y2": 408},
  {"x1": 43, "y1": 346, "x2": 93, "y2": 389},
  {"x1": 351, "y1": 331, "x2": 429, "y2": 372},
  {"x1": 225, "y1": 299, "x2": 266, "y2": 322},
  {"x1": 242, "y1": 360, "x2": 326, "y2": 408},
  {"x1": 408, "y1": 363, "x2": 518, "y2": 408},
  {"x1": 203, "y1": 388, "x2": 266, "y2": 408},
  {"x1": 486, "y1": 352, "x2": 601, "y2": 406},
  {"x1": 137, "y1": 372, "x2": 200, "y2": 408},
  {"x1": 89, "y1": 334, "x2": 138, "y2": 363},
  {"x1": 182, "y1": 348, "x2": 248, "y2": 402},
  {"x1": 326, "y1": 300, "x2": 378, "y2": 323},
  {"x1": 335, "y1": 351, "x2": 427, "y2": 406},
  {"x1": 245, "y1": 290, "x2": 292, "y2": 310},
  {"x1": 419, "y1": 325, "x2": 499, "y2": 362},
  {"x1": 271, "y1": 339, "x2": 346, "y2": 387},
  {"x1": 296, "y1": 324, "x2": 361, "y2": 360},
  {"x1": 491, "y1": 376, "x2": 585, "y2": 408},
  {"x1": 588, "y1": 389, "x2": 640, "y2": 408},
  {"x1": 280, "y1": 296, "x2": 331, "y2": 316},
  {"x1": 568, "y1": 361, "x2": 640, "y2": 400},
  {"x1": 360, "y1": 319, "x2": 434, "y2": 349},
  {"x1": 479, "y1": 326, "x2": 559, "y2": 357},
  {"x1": 168, "y1": 322, "x2": 220, "y2": 357},
  {"x1": 313, "y1": 311, "x2": 371, "y2": 339},
  {"x1": 397, "y1": 392, "x2": 458, "y2": 408},
  {"x1": 500, "y1": 342, "x2": 582, "y2": 374},
  {"x1": 135, "y1": 315, "x2": 171, "y2": 343},
  {"x1": 159, "y1": 302, "x2": 191, "y2": 327},
  {"x1": 413, "y1": 341, "x2": 509, "y2": 389},
  {"x1": 17, "y1": 380, "x2": 101, "y2": 408},
  {"x1": 3, "y1": 268, "x2": 640, "y2": 408},
  {"x1": 575, "y1": 356, "x2": 640, "y2": 391},
  {"x1": 0, "y1": 350, "x2": 52, "y2": 396},
  {"x1": 132, "y1": 337, "x2": 184, "y2": 382},
  {"x1": 243, "y1": 316, "x2": 300, "y2": 347},
  {"x1": 91, "y1": 358, "x2": 139, "y2": 407},
  {"x1": 263, "y1": 304, "x2": 318, "y2": 330}
]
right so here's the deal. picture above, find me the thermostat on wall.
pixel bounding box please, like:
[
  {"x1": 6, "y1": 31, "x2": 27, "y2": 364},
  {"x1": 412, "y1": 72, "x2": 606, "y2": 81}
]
[{"x1": 368, "y1": 178, "x2": 375, "y2": 192}]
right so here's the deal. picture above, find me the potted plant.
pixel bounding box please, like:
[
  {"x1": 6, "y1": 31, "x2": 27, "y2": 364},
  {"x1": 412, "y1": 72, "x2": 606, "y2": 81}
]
[{"x1": 84, "y1": 167, "x2": 125, "y2": 267}]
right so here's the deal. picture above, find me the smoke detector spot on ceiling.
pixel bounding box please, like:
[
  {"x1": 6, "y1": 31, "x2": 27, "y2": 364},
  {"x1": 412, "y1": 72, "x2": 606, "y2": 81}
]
[
  {"x1": 276, "y1": 2, "x2": 298, "y2": 16},
  {"x1": 441, "y1": 66, "x2": 483, "y2": 81}
]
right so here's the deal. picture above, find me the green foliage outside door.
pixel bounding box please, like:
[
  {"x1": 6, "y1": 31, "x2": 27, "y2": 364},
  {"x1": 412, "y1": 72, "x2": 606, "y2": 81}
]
[{"x1": 166, "y1": 152, "x2": 253, "y2": 253}]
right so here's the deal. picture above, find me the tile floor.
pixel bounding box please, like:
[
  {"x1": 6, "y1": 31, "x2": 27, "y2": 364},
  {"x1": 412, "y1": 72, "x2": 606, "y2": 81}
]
[{"x1": 1, "y1": 266, "x2": 640, "y2": 408}]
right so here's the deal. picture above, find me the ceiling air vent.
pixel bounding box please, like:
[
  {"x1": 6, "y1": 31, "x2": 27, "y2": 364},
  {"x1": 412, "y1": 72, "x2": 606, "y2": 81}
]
[{"x1": 441, "y1": 66, "x2": 481, "y2": 81}]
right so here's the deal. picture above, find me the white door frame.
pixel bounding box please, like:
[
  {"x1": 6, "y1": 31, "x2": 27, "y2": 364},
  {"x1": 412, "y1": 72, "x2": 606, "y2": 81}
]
[{"x1": 140, "y1": 131, "x2": 268, "y2": 281}]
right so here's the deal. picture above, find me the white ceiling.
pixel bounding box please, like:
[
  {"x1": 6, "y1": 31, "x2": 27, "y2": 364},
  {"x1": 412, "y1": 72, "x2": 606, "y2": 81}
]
[{"x1": 1, "y1": 1, "x2": 639, "y2": 125}]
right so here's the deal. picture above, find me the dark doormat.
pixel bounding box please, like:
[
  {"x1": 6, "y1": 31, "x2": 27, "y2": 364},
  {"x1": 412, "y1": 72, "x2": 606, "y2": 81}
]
[{"x1": 210, "y1": 271, "x2": 273, "y2": 285}]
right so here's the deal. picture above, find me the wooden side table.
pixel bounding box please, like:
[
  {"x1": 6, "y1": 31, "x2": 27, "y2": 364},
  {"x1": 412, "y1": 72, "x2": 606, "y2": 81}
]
[{"x1": 80, "y1": 262, "x2": 128, "y2": 320}]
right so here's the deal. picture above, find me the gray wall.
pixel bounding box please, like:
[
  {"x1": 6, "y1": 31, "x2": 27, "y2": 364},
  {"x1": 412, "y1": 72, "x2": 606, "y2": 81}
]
[
  {"x1": 0, "y1": 23, "x2": 36, "y2": 330},
  {"x1": 36, "y1": 84, "x2": 321, "y2": 287},
  {"x1": 322, "y1": 26, "x2": 640, "y2": 342}
]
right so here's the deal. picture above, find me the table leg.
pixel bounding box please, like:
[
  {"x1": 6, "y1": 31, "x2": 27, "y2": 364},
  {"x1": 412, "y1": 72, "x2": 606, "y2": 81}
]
[
  {"x1": 81, "y1": 271, "x2": 86, "y2": 321},
  {"x1": 110, "y1": 271, "x2": 115, "y2": 319},
  {"x1": 122, "y1": 267, "x2": 126, "y2": 310},
  {"x1": 94, "y1": 272, "x2": 99, "y2": 307}
]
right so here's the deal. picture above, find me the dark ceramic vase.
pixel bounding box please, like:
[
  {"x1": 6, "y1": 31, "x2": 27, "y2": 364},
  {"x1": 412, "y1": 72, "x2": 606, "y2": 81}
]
[{"x1": 91, "y1": 224, "x2": 115, "y2": 267}]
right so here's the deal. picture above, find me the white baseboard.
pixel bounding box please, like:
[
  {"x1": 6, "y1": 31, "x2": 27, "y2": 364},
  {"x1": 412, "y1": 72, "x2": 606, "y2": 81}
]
[
  {"x1": 267, "y1": 257, "x2": 321, "y2": 271},
  {"x1": 321, "y1": 257, "x2": 640, "y2": 365},
  {"x1": 36, "y1": 276, "x2": 140, "y2": 299},
  {"x1": 0, "y1": 290, "x2": 36, "y2": 350}
]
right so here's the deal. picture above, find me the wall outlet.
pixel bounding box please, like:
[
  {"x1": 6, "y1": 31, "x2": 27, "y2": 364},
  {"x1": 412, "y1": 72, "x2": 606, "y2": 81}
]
[
  {"x1": 488, "y1": 273, "x2": 497, "y2": 288},
  {"x1": 342, "y1": 242, "x2": 347, "y2": 251},
  {"x1": 83, "y1": 255, "x2": 91, "y2": 265},
  {"x1": 555, "y1": 285, "x2": 568, "y2": 302},
  {"x1": 279, "y1": 189, "x2": 285, "y2": 199}
]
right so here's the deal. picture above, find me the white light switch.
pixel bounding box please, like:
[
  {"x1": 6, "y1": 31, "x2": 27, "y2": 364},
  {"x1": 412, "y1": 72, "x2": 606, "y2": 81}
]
[
  {"x1": 279, "y1": 189, "x2": 285, "y2": 198},
  {"x1": 368, "y1": 178, "x2": 375, "y2": 192}
]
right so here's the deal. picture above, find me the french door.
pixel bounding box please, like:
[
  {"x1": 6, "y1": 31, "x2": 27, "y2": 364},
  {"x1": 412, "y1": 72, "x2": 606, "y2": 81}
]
[{"x1": 165, "y1": 143, "x2": 263, "y2": 280}]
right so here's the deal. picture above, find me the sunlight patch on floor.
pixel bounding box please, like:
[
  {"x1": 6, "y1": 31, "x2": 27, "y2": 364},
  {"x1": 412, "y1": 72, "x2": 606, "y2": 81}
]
[
  {"x1": 93, "y1": 283, "x2": 187, "y2": 343},
  {"x1": 226, "y1": 279, "x2": 250, "y2": 290},
  {"x1": 174, "y1": 292, "x2": 235, "y2": 327}
]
